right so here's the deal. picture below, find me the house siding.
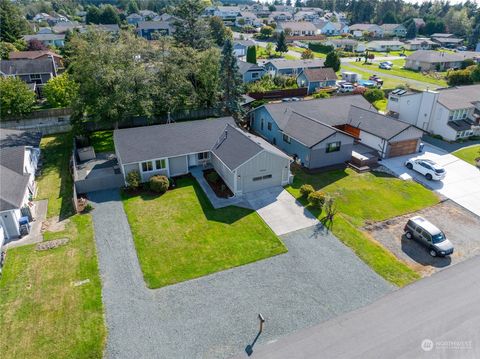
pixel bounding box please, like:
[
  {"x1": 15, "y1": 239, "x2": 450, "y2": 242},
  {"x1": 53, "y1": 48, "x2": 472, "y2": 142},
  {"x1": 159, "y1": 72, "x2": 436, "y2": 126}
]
[
  {"x1": 309, "y1": 132, "x2": 354, "y2": 168},
  {"x1": 210, "y1": 152, "x2": 236, "y2": 193}
]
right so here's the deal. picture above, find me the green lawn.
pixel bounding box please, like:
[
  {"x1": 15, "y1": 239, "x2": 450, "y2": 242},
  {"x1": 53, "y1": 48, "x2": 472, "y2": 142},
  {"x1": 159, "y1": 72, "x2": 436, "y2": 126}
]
[
  {"x1": 0, "y1": 133, "x2": 106, "y2": 358},
  {"x1": 122, "y1": 177, "x2": 287, "y2": 288},
  {"x1": 373, "y1": 99, "x2": 387, "y2": 112},
  {"x1": 286, "y1": 168, "x2": 439, "y2": 286},
  {"x1": 89, "y1": 130, "x2": 114, "y2": 153},
  {"x1": 288, "y1": 46, "x2": 326, "y2": 58},
  {"x1": 453, "y1": 145, "x2": 480, "y2": 166},
  {"x1": 339, "y1": 64, "x2": 409, "y2": 90}
]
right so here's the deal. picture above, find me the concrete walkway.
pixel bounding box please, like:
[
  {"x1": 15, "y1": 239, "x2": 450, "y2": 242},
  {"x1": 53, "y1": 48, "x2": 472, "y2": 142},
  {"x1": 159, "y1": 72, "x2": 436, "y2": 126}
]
[
  {"x1": 4, "y1": 200, "x2": 47, "y2": 249},
  {"x1": 247, "y1": 187, "x2": 318, "y2": 235},
  {"x1": 89, "y1": 189, "x2": 393, "y2": 359}
]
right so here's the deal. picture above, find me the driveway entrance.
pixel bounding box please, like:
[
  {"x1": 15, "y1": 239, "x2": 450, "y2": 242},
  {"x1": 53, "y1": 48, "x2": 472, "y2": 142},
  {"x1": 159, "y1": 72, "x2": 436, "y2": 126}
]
[{"x1": 246, "y1": 187, "x2": 318, "y2": 235}]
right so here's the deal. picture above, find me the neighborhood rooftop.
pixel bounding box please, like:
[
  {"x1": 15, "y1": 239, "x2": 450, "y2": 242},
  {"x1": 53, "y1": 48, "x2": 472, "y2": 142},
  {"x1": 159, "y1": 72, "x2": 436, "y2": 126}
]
[
  {"x1": 0, "y1": 59, "x2": 55, "y2": 76},
  {"x1": 264, "y1": 58, "x2": 325, "y2": 69},
  {"x1": 436, "y1": 84, "x2": 480, "y2": 110}
]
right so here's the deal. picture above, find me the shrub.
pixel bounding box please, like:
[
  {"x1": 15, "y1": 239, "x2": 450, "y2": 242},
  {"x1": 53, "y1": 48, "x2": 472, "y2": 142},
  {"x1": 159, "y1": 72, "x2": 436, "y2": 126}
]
[
  {"x1": 149, "y1": 175, "x2": 169, "y2": 194},
  {"x1": 206, "y1": 171, "x2": 220, "y2": 183},
  {"x1": 313, "y1": 91, "x2": 330, "y2": 99},
  {"x1": 82, "y1": 203, "x2": 94, "y2": 213},
  {"x1": 308, "y1": 190, "x2": 326, "y2": 209},
  {"x1": 364, "y1": 88, "x2": 384, "y2": 103},
  {"x1": 126, "y1": 170, "x2": 141, "y2": 189},
  {"x1": 300, "y1": 184, "x2": 314, "y2": 197}
]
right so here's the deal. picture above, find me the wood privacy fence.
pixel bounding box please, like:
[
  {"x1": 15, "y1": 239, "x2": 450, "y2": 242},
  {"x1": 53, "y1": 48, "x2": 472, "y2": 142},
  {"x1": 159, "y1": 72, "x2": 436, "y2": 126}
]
[
  {"x1": 1, "y1": 108, "x2": 72, "y2": 134},
  {"x1": 248, "y1": 87, "x2": 308, "y2": 100}
]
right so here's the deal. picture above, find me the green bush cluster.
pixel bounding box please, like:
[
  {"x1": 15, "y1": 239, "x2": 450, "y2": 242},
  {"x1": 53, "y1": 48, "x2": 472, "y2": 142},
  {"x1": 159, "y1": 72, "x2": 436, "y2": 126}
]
[
  {"x1": 300, "y1": 184, "x2": 314, "y2": 197},
  {"x1": 206, "y1": 171, "x2": 220, "y2": 183},
  {"x1": 126, "y1": 170, "x2": 141, "y2": 189},
  {"x1": 364, "y1": 88, "x2": 385, "y2": 103},
  {"x1": 149, "y1": 175, "x2": 169, "y2": 194},
  {"x1": 308, "y1": 190, "x2": 326, "y2": 209},
  {"x1": 307, "y1": 43, "x2": 334, "y2": 54}
]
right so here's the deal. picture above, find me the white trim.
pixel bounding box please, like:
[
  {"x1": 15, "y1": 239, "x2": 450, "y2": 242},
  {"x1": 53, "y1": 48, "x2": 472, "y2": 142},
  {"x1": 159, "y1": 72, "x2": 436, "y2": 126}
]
[{"x1": 120, "y1": 149, "x2": 213, "y2": 166}]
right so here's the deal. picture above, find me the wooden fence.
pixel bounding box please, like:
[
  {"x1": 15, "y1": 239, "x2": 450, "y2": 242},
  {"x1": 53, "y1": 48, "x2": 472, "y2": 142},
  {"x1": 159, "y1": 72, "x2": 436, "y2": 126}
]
[{"x1": 248, "y1": 87, "x2": 308, "y2": 100}]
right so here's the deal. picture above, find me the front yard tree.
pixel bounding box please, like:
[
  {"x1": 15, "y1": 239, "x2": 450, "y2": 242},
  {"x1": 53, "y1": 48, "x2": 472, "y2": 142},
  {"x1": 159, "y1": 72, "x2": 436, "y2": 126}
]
[
  {"x1": 246, "y1": 45, "x2": 256, "y2": 64},
  {"x1": 276, "y1": 31, "x2": 288, "y2": 53},
  {"x1": 0, "y1": 77, "x2": 35, "y2": 118},
  {"x1": 325, "y1": 51, "x2": 341, "y2": 72},
  {"x1": 219, "y1": 39, "x2": 244, "y2": 122},
  {"x1": 209, "y1": 16, "x2": 231, "y2": 47},
  {"x1": 43, "y1": 73, "x2": 79, "y2": 108},
  {"x1": 301, "y1": 48, "x2": 314, "y2": 60}
]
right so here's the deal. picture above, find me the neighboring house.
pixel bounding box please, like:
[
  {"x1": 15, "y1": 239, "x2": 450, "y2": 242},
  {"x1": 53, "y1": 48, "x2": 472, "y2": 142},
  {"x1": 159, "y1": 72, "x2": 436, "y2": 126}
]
[
  {"x1": 413, "y1": 18, "x2": 426, "y2": 30},
  {"x1": 404, "y1": 38, "x2": 437, "y2": 51},
  {"x1": 349, "y1": 24, "x2": 384, "y2": 37},
  {"x1": 37, "y1": 27, "x2": 53, "y2": 34},
  {"x1": 8, "y1": 50, "x2": 63, "y2": 68},
  {"x1": 52, "y1": 21, "x2": 82, "y2": 34},
  {"x1": 431, "y1": 36, "x2": 464, "y2": 48},
  {"x1": 1, "y1": 58, "x2": 57, "y2": 90},
  {"x1": 23, "y1": 33, "x2": 65, "y2": 47},
  {"x1": 0, "y1": 129, "x2": 41, "y2": 241},
  {"x1": 404, "y1": 50, "x2": 476, "y2": 71},
  {"x1": 263, "y1": 59, "x2": 325, "y2": 76},
  {"x1": 387, "y1": 85, "x2": 480, "y2": 141},
  {"x1": 294, "y1": 11, "x2": 320, "y2": 22},
  {"x1": 33, "y1": 12, "x2": 68, "y2": 26},
  {"x1": 248, "y1": 4, "x2": 271, "y2": 18},
  {"x1": 314, "y1": 20, "x2": 348, "y2": 36},
  {"x1": 324, "y1": 38, "x2": 359, "y2": 51},
  {"x1": 138, "y1": 10, "x2": 158, "y2": 20},
  {"x1": 233, "y1": 39, "x2": 256, "y2": 57},
  {"x1": 113, "y1": 117, "x2": 292, "y2": 196},
  {"x1": 236, "y1": 11, "x2": 261, "y2": 27},
  {"x1": 277, "y1": 21, "x2": 318, "y2": 36},
  {"x1": 274, "y1": 5, "x2": 295, "y2": 13},
  {"x1": 238, "y1": 60, "x2": 266, "y2": 83},
  {"x1": 136, "y1": 21, "x2": 175, "y2": 39},
  {"x1": 380, "y1": 23, "x2": 407, "y2": 37},
  {"x1": 95, "y1": 24, "x2": 120, "y2": 34},
  {"x1": 250, "y1": 95, "x2": 423, "y2": 169},
  {"x1": 127, "y1": 13, "x2": 143, "y2": 25},
  {"x1": 366, "y1": 40, "x2": 404, "y2": 52},
  {"x1": 268, "y1": 11, "x2": 293, "y2": 22},
  {"x1": 430, "y1": 33, "x2": 454, "y2": 38},
  {"x1": 209, "y1": 6, "x2": 242, "y2": 25},
  {"x1": 296, "y1": 68, "x2": 337, "y2": 94}
]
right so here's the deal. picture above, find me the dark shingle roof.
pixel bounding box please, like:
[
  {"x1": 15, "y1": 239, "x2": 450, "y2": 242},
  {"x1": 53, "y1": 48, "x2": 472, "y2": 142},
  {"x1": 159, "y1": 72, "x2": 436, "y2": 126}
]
[
  {"x1": 346, "y1": 106, "x2": 413, "y2": 139},
  {"x1": 8, "y1": 50, "x2": 62, "y2": 60},
  {"x1": 437, "y1": 84, "x2": 480, "y2": 110},
  {"x1": 237, "y1": 60, "x2": 264, "y2": 75},
  {"x1": 406, "y1": 50, "x2": 466, "y2": 63},
  {"x1": 0, "y1": 58, "x2": 55, "y2": 75},
  {"x1": 0, "y1": 147, "x2": 30, "y2": 211},
  {"x1": 114, "y1": 117, "x2": 235, "y2": 164},
  {"x1": 0, "y1": 129, "x2": 42, "y2": 148},
  {"x1": 301, "y1": 68, "x2": 337, "y2": 82},
  {"x1": 265, "y1": 58, "x2": 325, "y2": 70}
]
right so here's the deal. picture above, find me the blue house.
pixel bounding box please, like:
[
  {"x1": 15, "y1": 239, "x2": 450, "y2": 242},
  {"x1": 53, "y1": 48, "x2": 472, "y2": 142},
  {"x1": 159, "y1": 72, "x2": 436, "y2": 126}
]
[
  {"x1": 237, "y1": 60, "x2": 266, "y2": 83},
  {"x1": 296, "y1": 68, "x2": 337, "y2": 94},
  {"x1": 136, "y1": 21, "x2": 174, "y2": 40},
  {"x1": 126, "y1": 13, "x2": 143, "y2": 25}
]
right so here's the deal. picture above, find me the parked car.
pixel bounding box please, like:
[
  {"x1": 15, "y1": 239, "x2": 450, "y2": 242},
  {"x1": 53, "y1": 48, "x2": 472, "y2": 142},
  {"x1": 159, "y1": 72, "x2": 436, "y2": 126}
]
[
  {"x1": 338, "y1": 82, "x2": 354, "y2": 93},
  {"x1": 379, "y1": 62, "x2": 392, "y2": 70},
  {"x1": 405, "y1": 159, "x2": 446, "y2": 180},
  {"x1": 404, "y1": 216, "x2": 454, "y2": 257},
  {"x1": 369, "y1": 75, "x2": 383, "y2": 86}
]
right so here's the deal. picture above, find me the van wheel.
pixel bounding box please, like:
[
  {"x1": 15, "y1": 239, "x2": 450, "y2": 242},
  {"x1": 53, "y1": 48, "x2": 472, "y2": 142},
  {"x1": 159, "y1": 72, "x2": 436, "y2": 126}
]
[
  {"x1": 429, "y1": 249, "x2": 437, "y2": 257},
  {"x1": 405, "y1": 231, "x2": 413, "y2": 239},
  {"x1": 425, "y1": 173, "x2": 433, "y2": 180},
  {"x1": 406, "y1": 163, "x2": 413, "y2": 170}
]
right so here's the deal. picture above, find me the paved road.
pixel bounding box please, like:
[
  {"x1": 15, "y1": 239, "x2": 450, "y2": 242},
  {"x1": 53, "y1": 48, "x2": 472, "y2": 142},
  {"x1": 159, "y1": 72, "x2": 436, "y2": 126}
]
[
  {"x1": 343, "y1": 62, "x2": 435, "y2": 89},
  {"x1": 382, "y1": 143, "x2": 480, "y2": 217},
  {"x1": 236, "y1": 253, "x2": 480, "y2": 359},
  {"x1": 89, "y1": 189, "x2": 393, "y2": 359}
]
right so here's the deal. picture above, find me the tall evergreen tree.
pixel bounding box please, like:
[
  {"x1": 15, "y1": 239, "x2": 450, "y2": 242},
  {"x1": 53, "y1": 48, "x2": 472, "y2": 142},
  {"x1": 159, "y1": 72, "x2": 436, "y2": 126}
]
[
  {"x1": 246, "y1": 46, "x2": 256, "y2": 64},
  {"x1": 405, "y1": 20, "x2": 417, "y2": 39},
  {"x1": 127, "y1": 0, "x2": 139, "y2": 15},
  {"x1": 0, "y1": 0, "x2": 29, "y2": 43},
  {"x1": 324, "y1": 51, "x2": 341, "y2": 72},
  {"x1": 276, "y1": 31, "x2": 288, "y2": 53},
  {"x1": 219, "y1": 39, "x2": 244, "y2": 122},
  {"x1": 174, "y1": 0, "x2": 212, "y2": 50},
  {"x1": 99, "y1": 5, "x2": 120, "y2": 24}
]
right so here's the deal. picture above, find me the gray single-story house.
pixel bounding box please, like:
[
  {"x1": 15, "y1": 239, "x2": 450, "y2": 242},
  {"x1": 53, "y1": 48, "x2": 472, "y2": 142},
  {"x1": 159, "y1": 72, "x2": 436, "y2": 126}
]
[
  {"x1": 263, "y1": 59, "x2": 325, "y2": 76},
  {"x1": 296, "y1": 68, "x2": 337, "y2": 94},
  {"x1": 114, "y1": 117, "x2": 292, "y2": 196},
  {"x1": 237, "y1": 60, "x2": 266, "y2": 83},
  {"x1": 249, "y1": 96, "x2": 424, "y2": 169}
]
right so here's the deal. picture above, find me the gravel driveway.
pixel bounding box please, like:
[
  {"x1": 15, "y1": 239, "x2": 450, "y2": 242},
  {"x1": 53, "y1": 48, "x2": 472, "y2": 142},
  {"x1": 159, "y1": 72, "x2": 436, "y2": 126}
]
[
  {"x1": 365, "y1": 200, "x2": 480, "y2": 277},
  {"x1": 89, "y1": 189, "x2": 393, "y2": 359}
]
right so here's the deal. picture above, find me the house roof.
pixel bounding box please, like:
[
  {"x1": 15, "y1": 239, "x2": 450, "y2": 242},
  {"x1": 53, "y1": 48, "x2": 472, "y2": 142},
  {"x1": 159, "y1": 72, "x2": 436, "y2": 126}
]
[
  {"x1": 278, "y1": 21, "x2": 317, "y2": 32},
  {"x1": 114, "y1": 117, "x2": 236, "y2": 164},
  {"x1": 406, "y1": 50, "x2": 467, "y2": 63},
  {"x1": 432, "y1": 37, "x2": 463, "y2": 44},
  {"x1": 95, "y1": 24, "x2": 120, "y2": 32},
  {"x1": 447, "y1": 119, "x2": 474, "y2": 132},
  {"x1": 127, "y1": 13, "x2": 143, "y2": 19},
  {"x1": 436, "y1": 84, "x2": 480, "y2": 110},
  {"x1": 136, "y1": 21, "x2": 172, "y2": 30},
  {"x1": 349, "y1": 23, "x2": 380, "y2": 31},
  {"x1": 380, "y1": 23, "x2": 405, "y2": 31},
  {"x1": 346, "y1": 106, "x2": 414, "y2": 140},
  {"x1": 8, "y1": 50, "x2": 62, "y2": 60},
  {"x1": 0, "y1": 129, "x2": 42, "y2": 148},
  {"x1": 300, "y1": 68, "x2": 337, "y2": 82},
  {"x1": 265, "y1": 58, "x2": 325, "y2": 70},
  {"x1": 237, "y1": 60, "x2": 264, "y2": 75},
  {"x1": 23, "y1": 34, "x2": 65, "y2": 41},
  {"x1": 431, "y1": 33, "x2": 454, "y2": 38},
  {"x1": 367, "y1": 40, "x2": 404, "y2": 47},
  {"x1": 0, "y1": 58, "x2": 55, "y2": 76},
  {"x1": 406, "y1": 38, "x2": 436, "y2": 45},
  {"x1": 0, "y1": 147, "x2": 30, "y2": 212},
  {"x1": 233, "y1": 39, "x2": 256, "y2": 47}
]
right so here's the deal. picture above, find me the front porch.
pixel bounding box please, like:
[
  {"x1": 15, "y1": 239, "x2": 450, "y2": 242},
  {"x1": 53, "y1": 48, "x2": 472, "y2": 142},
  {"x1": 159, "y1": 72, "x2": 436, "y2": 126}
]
[{"x1": 190, "y1": 166, "x2": 251, "y2": 209}]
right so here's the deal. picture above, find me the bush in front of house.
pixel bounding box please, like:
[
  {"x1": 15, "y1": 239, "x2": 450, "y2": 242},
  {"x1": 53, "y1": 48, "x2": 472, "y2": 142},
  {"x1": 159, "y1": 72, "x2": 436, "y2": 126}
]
[
  {"x1": 364, "y1": 88, "x2": 384, "y2": 103},
  {"x1": 206, "y1": 171, "x2": 219, "y2": 183},
  {"x1": 149, "y1": 175, "x2": 169, "y2": 194},
  {"x1": 126, "y1": 170, "x2": 141, "y2": 189},
  {"x1": 308, "y1": 190, "x2": 326, "y2": 209},
  {"x1": 300, "y1": 184, "x2": 314, "y2": 197}
]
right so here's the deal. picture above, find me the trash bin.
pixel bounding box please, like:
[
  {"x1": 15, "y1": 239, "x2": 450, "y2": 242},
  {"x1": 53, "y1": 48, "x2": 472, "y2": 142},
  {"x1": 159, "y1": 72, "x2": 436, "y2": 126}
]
[
  {"x1": 419, "y1": 142, "x2": 425, "y2": 153},
  {"x1": 19, "y1": 216, "x2": 30, "y2": 237}
]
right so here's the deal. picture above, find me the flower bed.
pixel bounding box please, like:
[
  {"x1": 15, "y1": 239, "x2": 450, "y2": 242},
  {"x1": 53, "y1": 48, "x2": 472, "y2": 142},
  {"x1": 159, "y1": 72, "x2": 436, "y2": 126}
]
[{"x1": 203, "y1": 169, "x2": 233, "y2": 198}]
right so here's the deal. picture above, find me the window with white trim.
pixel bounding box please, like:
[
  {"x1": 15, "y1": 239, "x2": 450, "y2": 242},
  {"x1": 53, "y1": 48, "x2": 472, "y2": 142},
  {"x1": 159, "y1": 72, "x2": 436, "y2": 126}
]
[
  {"x1": 326, "y1": 141, "x2": 341, "y2": 153},
  {"x1": 155, "y1": 159, "x2": 166, "y2": 170},
  {"x1": 197, "y1": 152, "x2": 209, "y2": 160},
  {"x1": 141, "y1": 161, "x2": 153, "y2": 172},
  {"x1": 252, "y1": 174, "x2": 272, "y2": 181},
  {"x1": 283, "y1": 134, "x2": 291, "y2": 143}
]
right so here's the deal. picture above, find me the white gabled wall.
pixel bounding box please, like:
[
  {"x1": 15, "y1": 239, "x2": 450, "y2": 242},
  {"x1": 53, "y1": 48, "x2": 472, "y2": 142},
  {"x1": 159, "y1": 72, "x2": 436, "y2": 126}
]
[{"x1": 210, "y1": 152, "x2": 236, "y2": 194}]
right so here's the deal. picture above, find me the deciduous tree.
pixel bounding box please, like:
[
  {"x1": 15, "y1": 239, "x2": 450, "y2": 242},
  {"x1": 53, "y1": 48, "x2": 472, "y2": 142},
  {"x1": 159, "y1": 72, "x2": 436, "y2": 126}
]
[
  {"x1": 0, "y1": 77, "x2": 35, "y2": 118},
  {"x1": 43, "y1": 73, "x2": 79, "y2": 108}
]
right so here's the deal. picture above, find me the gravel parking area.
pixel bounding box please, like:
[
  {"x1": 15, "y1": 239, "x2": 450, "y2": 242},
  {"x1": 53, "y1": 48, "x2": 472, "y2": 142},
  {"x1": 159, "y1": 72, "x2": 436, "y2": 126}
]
[
  {"x1": 89, "y1": 189, "x2": 393, "y2": 359},
  {"x1": 365, "y1": 200, "x2": 480, "y2": 277}
]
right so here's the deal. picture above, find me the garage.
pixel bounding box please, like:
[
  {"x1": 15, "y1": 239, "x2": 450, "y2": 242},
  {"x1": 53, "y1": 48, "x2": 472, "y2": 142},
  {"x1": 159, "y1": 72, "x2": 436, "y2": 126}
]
[
  {"x1": 168, "y1": 155, "x2": 188, "y2": 177},
  {"x1": 388, "y1": 139, "x2": 419, "y2": 157}
]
